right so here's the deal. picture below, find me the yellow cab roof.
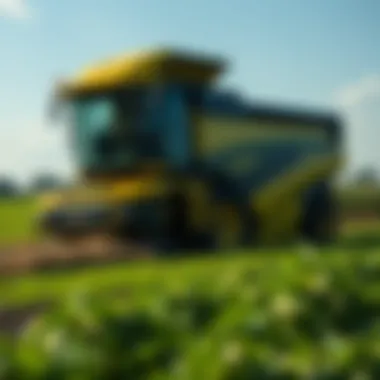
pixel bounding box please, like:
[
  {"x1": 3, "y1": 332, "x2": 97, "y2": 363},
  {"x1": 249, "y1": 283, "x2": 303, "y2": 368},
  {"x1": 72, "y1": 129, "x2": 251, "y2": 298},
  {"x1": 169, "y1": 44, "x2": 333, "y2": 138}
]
[{"x1": 57, "y1": 48, "x2": 226, "y2": 97}]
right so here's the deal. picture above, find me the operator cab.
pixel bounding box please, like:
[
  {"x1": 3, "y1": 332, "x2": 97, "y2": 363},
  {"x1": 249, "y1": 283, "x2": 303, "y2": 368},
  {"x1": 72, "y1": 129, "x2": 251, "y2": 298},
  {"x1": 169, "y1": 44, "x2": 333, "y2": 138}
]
[
  {"x1": 67, "y1": 87, "x2": 158, "y2": 176},
  {"x1": 53, "y1": 49, "x2": 225, "y2": 179}
]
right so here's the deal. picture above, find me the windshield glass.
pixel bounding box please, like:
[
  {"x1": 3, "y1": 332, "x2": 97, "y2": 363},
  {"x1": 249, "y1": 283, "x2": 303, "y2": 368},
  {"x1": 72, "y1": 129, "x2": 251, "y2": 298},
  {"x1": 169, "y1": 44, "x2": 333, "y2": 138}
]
[{"x1": 68, "y1": 89, "x2": 146, "y2": 173}]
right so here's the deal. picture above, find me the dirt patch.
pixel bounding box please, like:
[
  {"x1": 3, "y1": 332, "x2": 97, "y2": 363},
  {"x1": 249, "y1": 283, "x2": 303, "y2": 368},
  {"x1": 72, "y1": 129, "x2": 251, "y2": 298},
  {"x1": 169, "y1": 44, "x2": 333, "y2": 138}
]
[
  {"x1": 340, "y1": 211, "x2": 380, "y2": 222},
  {"x1": 0, "y1": 301, "x2": 52, "y2": 337},
  {"x1": 0, "y1": 236, "x2": 154, "y2": 277}
]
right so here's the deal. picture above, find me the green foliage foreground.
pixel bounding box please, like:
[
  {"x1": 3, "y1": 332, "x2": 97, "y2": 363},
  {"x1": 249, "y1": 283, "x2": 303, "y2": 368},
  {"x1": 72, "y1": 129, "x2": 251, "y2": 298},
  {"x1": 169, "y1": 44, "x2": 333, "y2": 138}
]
[{"x1": 2, "y1": 250, "x2": 380, "y2": 379}]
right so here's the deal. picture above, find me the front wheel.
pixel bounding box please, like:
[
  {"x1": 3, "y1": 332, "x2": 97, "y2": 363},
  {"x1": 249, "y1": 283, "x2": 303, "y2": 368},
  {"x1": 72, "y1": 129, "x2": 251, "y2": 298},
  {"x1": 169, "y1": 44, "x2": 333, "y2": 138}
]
[{"x1": 300, "y1": 188, "x2": 338, "y2": 245}]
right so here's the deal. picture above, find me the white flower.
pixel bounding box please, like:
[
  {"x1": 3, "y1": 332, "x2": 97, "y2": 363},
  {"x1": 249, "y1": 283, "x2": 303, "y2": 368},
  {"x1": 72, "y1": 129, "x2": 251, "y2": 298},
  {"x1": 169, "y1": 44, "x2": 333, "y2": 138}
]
[
  {"x1": 322, "y1": 333, "x2": 353, "y2": 366},
  {"x1": 271, "y1": 293, "x2": 301, "y2": 319},
  {"x1": 297, "y1": 241, "x2": 320, "y2": 261},
  {"x1": 44, "y1": 329, "x2": 64, "y2": 353},
  {"x1": 352, "y1": 371, "x2": 371, "y2": 380},
  {"x1": 222, "y1": 341, "x2": 243, "y2": 364},
  {"x1": 307, "y1": 273, "x2": 331, "y2": 294}
]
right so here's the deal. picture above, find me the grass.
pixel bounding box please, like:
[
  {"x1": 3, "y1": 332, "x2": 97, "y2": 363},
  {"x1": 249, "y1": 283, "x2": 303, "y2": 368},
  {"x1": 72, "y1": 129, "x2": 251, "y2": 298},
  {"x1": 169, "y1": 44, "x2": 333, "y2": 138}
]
[
  {"x1": 2, "y1": 191, "x2": 380, "y2": 377},
  {"x1": 0, "y1": 249, "x2": 287, "y2": 307},
  {"x1": 0, "y1": 197, "x2": 40, "y2": 246},
  {"x1": 1, "y1": 244, "x2": 376, "y2": 309},
  {"x1": 3, "y1": 248, "x2": 380, "y2": 379},
  {"x1": 2, "y1": 197, "x2": 380, "y2": 378}
]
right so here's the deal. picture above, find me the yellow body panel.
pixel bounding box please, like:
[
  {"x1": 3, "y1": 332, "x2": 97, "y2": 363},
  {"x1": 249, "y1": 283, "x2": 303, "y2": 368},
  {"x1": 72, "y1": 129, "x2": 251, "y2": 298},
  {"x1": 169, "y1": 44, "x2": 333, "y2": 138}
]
[
  {"x1": 39, "y1": 175, "x2": 171, "y2": 212},
  {"x1": 251, "y1": 153, "x2": 343, "y2": 243},
  {"x1": 196, "y1": 114, "x2": 342, "y2": 244},
  {"x1": 57, "y1": 49, "x2": 224, "y2": 97}
]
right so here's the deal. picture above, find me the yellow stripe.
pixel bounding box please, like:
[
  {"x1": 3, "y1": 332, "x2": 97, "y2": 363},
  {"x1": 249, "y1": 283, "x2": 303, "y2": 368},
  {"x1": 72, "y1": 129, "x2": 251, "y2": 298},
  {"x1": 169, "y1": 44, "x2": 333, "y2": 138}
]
[
  {"x1": 109, "y1": 178, "x2": 170, "y2": 201},
  {"x1": 38, "y1": 177, "x2": 171, "y2": 212},
  {"x1": 254, "y1": 154, "x2": 342, "y2": 211},
  {"x1": 197, "y1": 115, "x2": 327, "y2": 157},
  {"x1": 251, "y1": 153, "x2": 343, "y2": 243}
]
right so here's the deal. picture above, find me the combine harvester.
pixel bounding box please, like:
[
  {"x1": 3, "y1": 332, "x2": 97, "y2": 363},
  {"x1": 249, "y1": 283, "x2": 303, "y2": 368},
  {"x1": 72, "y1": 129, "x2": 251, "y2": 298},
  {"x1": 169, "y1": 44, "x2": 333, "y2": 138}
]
[{"x1": 33, "y1": 47, "x2": 343, "y2": 261}]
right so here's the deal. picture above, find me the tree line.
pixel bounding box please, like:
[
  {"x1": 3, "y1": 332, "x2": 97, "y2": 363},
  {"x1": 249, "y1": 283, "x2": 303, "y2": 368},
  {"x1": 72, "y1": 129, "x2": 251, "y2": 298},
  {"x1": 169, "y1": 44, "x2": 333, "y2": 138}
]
[{"x1": 0, "y1": 174, "x2": 66, "y2": 197}]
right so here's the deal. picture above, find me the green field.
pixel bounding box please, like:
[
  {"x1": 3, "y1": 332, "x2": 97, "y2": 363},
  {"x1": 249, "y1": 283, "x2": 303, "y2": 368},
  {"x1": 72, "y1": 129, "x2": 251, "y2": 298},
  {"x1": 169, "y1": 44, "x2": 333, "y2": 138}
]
[
  {"x1": 0, "y1": 249, "x2": 307, "y2": 308},
  {"x1": 0, "y1": 197, "x2": 40, "y2": 245},
  {"x1": 2, "y1": 194, "x2": 380, "y2": 378},
  {"x1": 1, "y1": 249, "x2": 380, "y2": 378}
]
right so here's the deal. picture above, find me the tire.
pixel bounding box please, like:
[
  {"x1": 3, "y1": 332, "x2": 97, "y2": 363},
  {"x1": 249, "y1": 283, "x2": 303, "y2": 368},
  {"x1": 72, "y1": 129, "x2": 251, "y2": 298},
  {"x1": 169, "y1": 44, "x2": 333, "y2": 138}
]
[
  {"x1": 243, "y1": 209, "x2": 259, "y2": 246},
  {"x1": 300, "y1": 187, "x2": 337, "y2": 245},
  {"x1": 167, "y1": 192, "x2": 189, "y2": 249},
  {"x1": 167, "y1": 190, "x2": 215, "y2": 252}
]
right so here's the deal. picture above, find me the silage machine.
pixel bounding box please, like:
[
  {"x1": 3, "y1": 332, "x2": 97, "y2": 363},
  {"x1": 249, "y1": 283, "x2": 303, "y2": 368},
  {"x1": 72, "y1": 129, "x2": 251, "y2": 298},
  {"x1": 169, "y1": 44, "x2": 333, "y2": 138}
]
[{"x1": 38, "y1": 48, "x2": 344, "y2": 252}]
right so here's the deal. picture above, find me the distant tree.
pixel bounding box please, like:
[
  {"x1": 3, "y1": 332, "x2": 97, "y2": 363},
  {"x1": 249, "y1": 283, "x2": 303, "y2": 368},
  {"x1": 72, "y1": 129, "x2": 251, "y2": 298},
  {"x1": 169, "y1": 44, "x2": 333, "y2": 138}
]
[
  {"x1": 354, "y1": 167, "x2": 379, "y2": 186},
  {"x1": 29, "y1": 174, "x2": 63, "y2": 194},
  {"x1": 0, "y1": 177, "x2": 19, "y2": 197}
]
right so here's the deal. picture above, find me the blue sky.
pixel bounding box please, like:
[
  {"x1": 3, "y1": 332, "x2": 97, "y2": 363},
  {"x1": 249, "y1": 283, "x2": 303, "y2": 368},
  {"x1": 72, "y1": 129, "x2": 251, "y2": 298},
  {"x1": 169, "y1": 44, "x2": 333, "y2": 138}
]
[{"x1": 0, "y1": 0, "x2": 379, "y2": 184}]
